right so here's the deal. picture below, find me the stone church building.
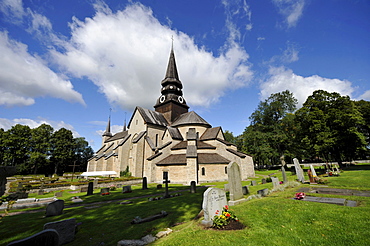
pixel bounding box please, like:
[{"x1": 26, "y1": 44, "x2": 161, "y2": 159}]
[{"x1": 86, "y1": 47, "x2": 255, "y2": 184}]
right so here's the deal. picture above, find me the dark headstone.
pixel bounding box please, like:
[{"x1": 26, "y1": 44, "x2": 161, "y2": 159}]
[
  {"x1": 242, "y1": 186, "x2": 249, "y2": 195},
  {"x1": 142, "y1": 177, "x2": 148, "y2": 190},
  {"x1": 122, "y1": 186, "x2": 132, "y2": 193},
  {"x1": 257, "y1": 188, "x2": 269, "y2": 197},
  {"x1": 100, "y1": 188, "x2": 110, "y2": 194},
  {"x1": 262, "y1": 178, "x2": 266, "y2": 184},
  {"x1": 7, "y1": 229, "x2": 59, "y2": 246},
  {"x1": 38, "y1": 190, "x2": 45, "y2": 196},
  {"x1": 156, "y1": 184, "x2": 162, "y2": 189},
  {"x1": 163, "y1": 171, "x2": 170, "y2": 198},
  {"x1": 43, "y1": 218, "x2": 76, "y2": 245},
  {"x1": 190, "y1": 181, "x2": 196, "y2": 193},
  {"x1": 45, "y1": 199, "x2": 64, "y2": 217},
  {"x1": 87, "y1": 182, "x2": 94, "y2": 196}
]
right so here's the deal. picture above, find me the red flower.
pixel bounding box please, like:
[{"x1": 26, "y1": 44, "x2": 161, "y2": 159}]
[
  {"x1": 215, "y1": 210, "x2": 220, "y2": 215},
  {"x1": 224, "y1": 205, "x2": 229, "y2": 210}
]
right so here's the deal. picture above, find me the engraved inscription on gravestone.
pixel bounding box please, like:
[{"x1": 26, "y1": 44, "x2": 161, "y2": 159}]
[{"x1": 201, "y1": 188, "x2": 228, "y2": 227}]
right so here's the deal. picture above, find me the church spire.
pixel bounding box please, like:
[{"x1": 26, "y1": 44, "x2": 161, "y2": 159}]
[
  {"x1": 154, "y1": 43, "x2": 189, "y2": 123},
  {"x1": 103, "y1": 110, "x2": 112, "y2": 138}
]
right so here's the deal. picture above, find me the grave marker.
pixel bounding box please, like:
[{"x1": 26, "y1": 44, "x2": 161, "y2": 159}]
[
  {"x1": 190, "y1": 181, "x2": 196, "y2": 193},
  {"x1": 293, "y1": 158, "x2": 305, "y2": 183},
  {"x1": 242, "y1": 186, "x2": 249, "y2": 195},
  {"x1": 7, "y1": 229, "x2": 59, "y2": 246},
  {"x1": 45, "y1": 199, "x2": 64, "y2": 217},
  {"x1": 87, "y1": 182, "x2": 94, "y2": 196},
  {"x1": 43, "y1": 218, "x2": 76, "y2": 245},
  {"x1": 100, "y1": 188, "x2": 110, "y2": 194},
  {"x1": 122, "y1": 186, "x2": 132, "y2": 193},
  {"x1": 201, "y1": 188, "x2": 228, "y2": 227},
  {"x1": 251, "y1": 180, "x2": 257, "y2": 186},
  {"x1": 142, "y1": 177, "x2": 148, "y2": 190},
  {"x1": 227, "y1": 162, "x2": 246, "y2": 206},
  {"x1": 163, "y1": 171, "x2": 170, "y2": 198},
  {"x1": 271, "y1": 177, "x2": 280, "y2": 188},
  {"x1": 281, "y1": 166, "x2": 287, "y2": 183},
  {"x1": 257, "y1": 188, "x2": 269, "y2": 197},
  {"x1": 262, "y1": 178, "x2": 267, "y2": 184}
]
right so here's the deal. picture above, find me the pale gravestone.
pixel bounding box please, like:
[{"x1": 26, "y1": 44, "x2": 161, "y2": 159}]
[
  {"x1": 293, "y1": 158, "x2": 305, "y2": 183},
  {"x1": 224, "y1": 184, "x2": 229, "y2": 192},
  {"x1": 122, "y1": 186, "x2": 132, "y2": 193},
  {"x1": 281, "y1": 166, "x2": 288, "y2": 183},
  {"x1": 43, "y1": 218, "x2": 76, "y2": 245},
  {"x1": 201, "y1": 188, "x2": 228, "y2": 227},
  {"x1": 251, "y1": 180, "x2": 257, "y2": 186},
  {"x1": 7, "y1": 229, "x2": 59, "y2": 246},
  {"x1": 310, "y1": 165, "x2": 318, "y2": 178},
  {"x1": 227, "y1": 162, "x2": 246, "y2": 206},
  {"x1": 45, "y1": 199, "x2": 64, "y2": 217},
  {"x1": 271, "y1": 177, "x2": 280, "y2": 188},
  {"x1": 93, "y1": 179, "x2": 98, "y2": 188},
  {"x1": 257, "y1": 188, "x2": 269, "y2": 197},
  {"x1": 190, "y1": 181, "x2": 196, "y2": 193}
]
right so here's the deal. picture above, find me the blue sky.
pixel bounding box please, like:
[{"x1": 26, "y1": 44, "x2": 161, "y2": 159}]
[{"x1": 0, "y1": 0, "x2": 369, "y2": 151}]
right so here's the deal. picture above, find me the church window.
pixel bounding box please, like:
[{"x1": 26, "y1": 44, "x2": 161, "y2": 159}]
[
  {"x1": 201, "y1": 167, "x2": 205, "y2": 176},
  {"x1": 225, "y1": 167, "x2": 227, "y2": 174},
  {"x1": 155, "y1": 134, "x2": 159, "y2": 147},
  {"x1": 136, "y1": 119, "x2": 138, "y2": 125}
]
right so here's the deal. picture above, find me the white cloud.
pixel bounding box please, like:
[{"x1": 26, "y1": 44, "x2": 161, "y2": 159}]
[
  {"x1": 273, "y1": 0, "x2": 305, "y2": 28},
  {"x1": 0, "y1": 31, "x2": 85, "y2": 107},
  {"x1": 281, "y1": 44, "x2": 299, "y2": 63},
  {"x1": 0, "y1": 117, "x2": 80, "y2": 137},
  {"x1": 358, "y1": 90, "x2": 370, "y2": 101},
  {"x1": 261, "y1": 66, "x2": 355, "y2": 107},
  {"x1": 51, "y1": 2, "x2": 253, "y2": 110},
  {"x1": 0, "y1": 0, "x2": 25, "y2": 23}
]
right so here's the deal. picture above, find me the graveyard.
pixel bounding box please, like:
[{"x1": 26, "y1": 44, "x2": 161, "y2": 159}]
[{"x1": 1, "y1": 163, "x2": 370, "y2": 245}]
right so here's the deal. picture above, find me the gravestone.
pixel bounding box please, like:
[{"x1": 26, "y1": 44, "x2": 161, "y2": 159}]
[
  {"x1": 93, "y1": 179, "x2": 98, "y2": 188},
  {"x1": 142, "y1": 177, "x2": 148, "y2": 190},
  {"x1": 122, "y1": 186, "x2": 132, "y2": 193},
  {"x1": 163, "y1": 171, "x2": 170, "y2": 198},
  {"x1": 43, "y1": 218, "x2": 76, "y2": 245},
  {"x1": 310, "y1": 165, "x2": 318, "y2": 178},
  {"x1": 201, "y1": 188, "x2": 228, "y2": 227},
  {"x1": 38, "y1": 190, "x2": 45, "y2": 196},
  {"x1": 87, "y1": 182, "x2": 94, "y2": 196},
  {"x1": 250, "y1": 180, "x2": 257, "y2": 186},
  {"x1": 116, "y1": 184, "x2": 123, "y2": 188},
  {"x1": 190, "y1": 181, "x2": 196, "y2": 193},
  {"x1": 262, "y1": 178, "x2": 267, "y2": 184},
  {"x1": 54, "y1": 191, "x2": 63, "y2": 197},
  {"x1": 257, "y1": 188, "x2": 269, "y2": 197},
  {"x1": 271, "y1": 177, "x2": 280, "y2": 188},
  {"x1": 156, "y1": 184, "x2": 162, "y2": 189},
  {"x1": 227, "y1": 162, "x2": 246, "y2": 206},
  {"x1": 281, "y1": 166, "x2": 287, "y2": 183},
  {"x1": 224, "y1": 184, "x2": 229, "y2": 192},
  {"x1": 7, "y1": 229, "x2": 59, "y2": 246},
  {"x1": 242, "y1": 186, "x2": 249, "y2": 195},
  {"x1": 80, "y1": 186, "x2": 88, "y2": 193},
  {"x1": 100, "y1": 188, "x2": 110, "y2": 194},
  {"x1": 293, "y1": 158, "x2": 305, "y2": 183},
  {"x1": 307, "y1": 169, "x2": 315, "y2": 183},
  {"x1": 45, "y1": 199, "x2": 64, "y2": 217}
]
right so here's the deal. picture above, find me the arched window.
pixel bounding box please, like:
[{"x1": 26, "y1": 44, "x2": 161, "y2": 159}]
[
  {"x1": 225, "y1": 166, "x2": 227, "y2": 174},
  {"x1": 155, "y1": 134, "x2": 159, "y2": 147},
  {"x1": 201, "y1": 167, "x2": 205, "y2": 176}
]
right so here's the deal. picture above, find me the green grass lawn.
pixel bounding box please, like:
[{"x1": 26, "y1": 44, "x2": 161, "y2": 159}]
[{"x1": 1, "y1": 168, "x2": 370, "y2": 246}]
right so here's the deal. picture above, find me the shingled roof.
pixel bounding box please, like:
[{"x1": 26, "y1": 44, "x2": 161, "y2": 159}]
[
  {"x1": 171, "y1": 141, "x2": 216, "y2": 150},
  {"x1": 106, "y1": 131, "x2": 129, "y2": 142},
  {"x1": 128, "y1": 107, "x2": 168, "y2": 128},
  {"x1": 171, "y1": 111, "x2": 211, "y2": 127},
  {"x1": 156, "y1": 153, "x2": 230, "y2": 166},
  {"x1": 200, "y1": 126, "x2": 222, "y2": 140}
]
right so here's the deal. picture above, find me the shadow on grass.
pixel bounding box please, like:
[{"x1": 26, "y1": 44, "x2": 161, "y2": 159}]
[
  {"x1": 344, "y1": 164, "x2": 370, "y2": 170},
  {"x1": 0, "y1": 186, "x2": 208, "y2": 246}
]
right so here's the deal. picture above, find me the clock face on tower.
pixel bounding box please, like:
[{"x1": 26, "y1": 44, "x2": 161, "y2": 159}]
[
  {"x1": 159, "y1": 95, "x2": 166, "y2": 103},
  {"x1": 178, "y1": 96, "x2": 184, "y2": 103}
]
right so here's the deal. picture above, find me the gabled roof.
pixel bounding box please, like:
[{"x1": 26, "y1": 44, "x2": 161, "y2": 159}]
[
  {"x1": 155, "y1": 153, "x2": 230, "y2": 166},
  {"x1": 200, "y1": 126, "x2": 222, "y2": 140},
  {"x1": 166, "y1": 126, "x2": 183, "y2": 140},
  {"x1": 171, "y1": 141, "x2": 216, "y2": 150},
  {"x1": 128, "y1": 107, "x2": 168, "y2": 128},
  {"x1": 226, "y1": 148, "x2": 249, "y2": 158},
  {"x1": 171, "y1": 111, "x2": 211, "y2": 127},
  {"x1": 106, "y1": 131, "x2": 128, "y2": 142},
  {"x1": 133, "y1": 131, "x2": 146, "y2": 143}
]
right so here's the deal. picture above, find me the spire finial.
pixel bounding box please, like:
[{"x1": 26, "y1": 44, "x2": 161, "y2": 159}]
[
  {"x1": 123, "y1": 112, "x2": 127, "y2": 131},
  {"x1": 171, "y1": 35, "x2": 174, "y2": 50}
]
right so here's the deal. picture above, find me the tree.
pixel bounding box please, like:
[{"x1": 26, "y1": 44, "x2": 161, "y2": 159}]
[
  {"x1": 50, "y1": 128, "x2": 74, "y2": 175},
  {"x1": 73, "y1": 137, "x2": 94, "y2": 172},
  {"x1": 242, "y1": 90, "x2": 298, "y2": 166},
  {"x1": 354, "y1": 100, "x2": 370, "y2": 158},
  {"x1": 295, "y1": 90, "x2": 366, "y2": 166},
  {"x1": 29, "y1": 124, "x2": 54, "y2": 174},
  {"x1": 2, "y1": 125, "x2": 32, "y2": 172}
]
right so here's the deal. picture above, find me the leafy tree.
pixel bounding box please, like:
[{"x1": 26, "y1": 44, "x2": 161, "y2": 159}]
[
  {"x1": 354, "y1": 100, "x2": 370, "y2": 158},
  {"x1": 73, "y1": 137, "x2": 94, "y2": 172},
  {"x1": 295, "y1": 90, "x2": 366, "y2": 166},
  {"x1": 29, "y1": 124, "x2": 54, "y2": 174},
  {"x1": 3, "y1": 125, "x2": 32, "y2": 172},
  {"x1": 50, "y1": 128, "x2": 74, "y2": 175},
  {"x1": 242, "y1": 90, "x2": 298, "y2": 166}
]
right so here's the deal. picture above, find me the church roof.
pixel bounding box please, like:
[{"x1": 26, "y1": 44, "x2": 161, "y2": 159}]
[
  {"x1": 106, "y1": 131, "x2": 128, "y2": 142},
  {"x1": 135, "y1": 107, "x2": 168, "y2": 127},
  {"x1": 171, "y1": 141, "x2": 216, "y2": 150},
  {"x1": 166, "y1": 126, "x2": 183, "y2": 140},
  {"x1": 226, "y1": 148, "x2": 250, "y2": 158},
  {"x1": 200, "y1": 126, "x2": 222, "y2": 140},
  {"x1": 156, "y1": 153, "x2": 230, "y2": 166},
  {"x1": 171, "y1": 111, "x2": 211, "y2": 127}
]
